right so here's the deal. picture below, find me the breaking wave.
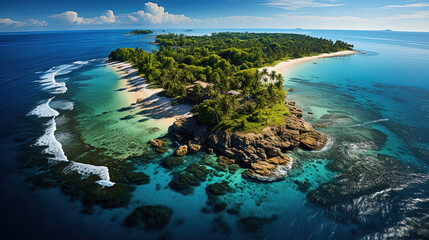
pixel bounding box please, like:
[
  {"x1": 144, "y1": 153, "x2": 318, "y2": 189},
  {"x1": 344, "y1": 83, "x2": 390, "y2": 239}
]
[
  {"x1": 30, "y1": 60, "x2": 114, "y2": 187},
  {"x1": 351, "y1": 118, "x2": 389, "y2": 127}
]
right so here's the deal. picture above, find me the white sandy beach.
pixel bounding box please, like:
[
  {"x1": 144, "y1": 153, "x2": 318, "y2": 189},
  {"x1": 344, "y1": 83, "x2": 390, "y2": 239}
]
[
  {"x1": 106, "y1": 61, "x2": 192, "y2": 127},
  {"x1": 260, "y1": 50, "x2": 358, "y2": 75}
]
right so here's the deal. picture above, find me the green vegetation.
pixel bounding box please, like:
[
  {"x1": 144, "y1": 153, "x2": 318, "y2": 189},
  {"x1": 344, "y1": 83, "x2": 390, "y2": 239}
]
[
  {"x1": 128, "y1": 29, "x2": 153, "y2": 35},
  {"x1": 109, "y1": 32, "x2": 353, "y2": 133}
]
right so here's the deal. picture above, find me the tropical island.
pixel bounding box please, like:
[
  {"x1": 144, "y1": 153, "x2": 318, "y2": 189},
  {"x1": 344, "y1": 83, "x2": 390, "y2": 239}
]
[
  {"x1": 126, "y1": 29, "x2": 154, "y2": 35},
  {"x1": 109, "y1": 32, "x2": 354, "y2": 180}
]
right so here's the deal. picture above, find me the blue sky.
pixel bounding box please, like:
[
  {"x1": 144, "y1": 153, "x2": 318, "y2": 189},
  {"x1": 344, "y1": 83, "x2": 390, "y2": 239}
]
[{"x1": 1, "y1": 0, "x2": 429, "y2": 31}]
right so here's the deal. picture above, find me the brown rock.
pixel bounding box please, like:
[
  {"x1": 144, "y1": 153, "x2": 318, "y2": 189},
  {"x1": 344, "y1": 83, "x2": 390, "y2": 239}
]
[
  {"x1": 315, "y1": 121, "x2": 334, "y2": 128},
  {"x1": 285, "y1": 115, "x2": 314, "y2": 132},
  {"x1": 242, "y1": 154, "x2": 292, "y2": 181},
  {"x1": 287, "y1": 105, "x2": 303, "y2": 118},
  {"x1": 136, "y1": 98, "x2": 143, "y2": 103},
  {"x1": 155, "y1": 147, "x2": 168, "y2": 153},
  {"x1": 188, "y1": 141, "x2": 201, "y2": 152},
  {"x1": 148, "y1": 139, "x2": 164, "y2": 148},
  {"x1": 288, "y1": 88, "x2": 295, "y2": 92},
  {"x1": 288, "y1": 101, "x2": 296, "y2": 106},
  {"x1": 299, "y1": 131, "x2": 328, "y2": 151},
  {"x1": 218, "y1": 156, "x2": 235, "y2": 166},
  {"x1": 175, "y1": 145, "x2": 188, "y2": 157}
]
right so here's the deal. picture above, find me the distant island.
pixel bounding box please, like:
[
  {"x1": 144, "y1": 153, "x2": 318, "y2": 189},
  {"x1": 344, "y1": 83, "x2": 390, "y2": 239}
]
[
  {"x1": 126, "y1": 29, "x2": 154, "y2": 35},
  {"x1": 109, "y1": 32, "x2": 355, "y2": 180}
]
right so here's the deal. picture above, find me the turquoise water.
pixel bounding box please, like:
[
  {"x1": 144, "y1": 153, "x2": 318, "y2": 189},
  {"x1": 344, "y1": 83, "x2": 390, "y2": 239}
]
[{"x1": 0, "y1": 29, "x2": 428, "y2": 239}]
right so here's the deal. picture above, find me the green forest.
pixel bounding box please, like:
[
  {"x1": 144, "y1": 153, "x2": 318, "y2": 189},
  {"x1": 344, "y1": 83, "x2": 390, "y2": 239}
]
[
  {"x1": 109, "y1": 32, "x2": 353, "y2": 133},
  {"x1": 128, "y1": 29, "x2": 154, "y2": 34}
]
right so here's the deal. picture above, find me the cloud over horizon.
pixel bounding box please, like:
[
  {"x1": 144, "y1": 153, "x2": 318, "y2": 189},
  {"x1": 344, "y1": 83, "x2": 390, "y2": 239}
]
[
  {"x1": 0, "y1": 18, "x2": 47, "y2": 27},
  {"x1": 263, "y1": 0, "x2": 344, "y2": 10},
  {"x1": 0, "y1": 1, "x2": 428, "y2": 31},
  {"x1": 127, "y1": 2, "x2": 196, "y2": 24},
  {"x1": 51, "y1": 10, "x2": 116, "y2": 25}
]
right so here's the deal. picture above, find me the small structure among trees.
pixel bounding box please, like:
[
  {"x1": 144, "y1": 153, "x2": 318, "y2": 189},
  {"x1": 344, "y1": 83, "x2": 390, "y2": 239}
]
[{"x1": 185, "y1": 81, "x2": 214, "y2": 103}]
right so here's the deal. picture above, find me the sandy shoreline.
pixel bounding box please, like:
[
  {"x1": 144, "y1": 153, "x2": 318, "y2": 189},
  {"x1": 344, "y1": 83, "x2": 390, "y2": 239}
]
[
  {"x1": 260, "y1": 50, "x2": 358, "y2": 74},
  {"x1": 106, "y1": 61, "x2": 192, "y2": 127}
]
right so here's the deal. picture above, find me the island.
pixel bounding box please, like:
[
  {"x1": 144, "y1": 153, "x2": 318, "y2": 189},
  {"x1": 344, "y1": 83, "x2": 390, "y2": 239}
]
[
  {"x1": 126, "y1": 29, "x2": 154, "y2": 35},
  {"x1": 109, "y1": 32, "x2": 355, "y2": 180}
]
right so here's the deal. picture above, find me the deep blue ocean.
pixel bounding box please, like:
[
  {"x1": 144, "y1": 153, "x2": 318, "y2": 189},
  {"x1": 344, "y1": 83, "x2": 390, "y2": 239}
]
[{"x1": 0, "y1": 29, "x2": 428, "y2": 240}]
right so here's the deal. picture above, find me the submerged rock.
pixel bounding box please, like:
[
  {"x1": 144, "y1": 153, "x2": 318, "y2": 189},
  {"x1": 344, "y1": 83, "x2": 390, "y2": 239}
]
[
  {"x1": 242, "y1": 154, "x2": 292, "y2": 181},
  {"x1": 161, "y1": 157, "x2": 184, "y2": 169},
  {"x1": 148, "y1": 139, "x2": 164, "y2": 148},
  {"x1": 218, "y1": 156, "x2": 235, "y2": 166},
  {"x1": 126, "y1": 172, "x2": 150, "y2": 185},
  {"x1": 206, "y1": 180, "x2": 234, "y2": 196},
  {"x1": 169, "y1": 173, "x2": 200, "y2": 192},
  {"x1": 175, "y1": 145, "x2": 188, "y2": 157},
  {"x1": 288, "y1": 88, "x2": 295, "y2": 92},
  {"x1": 237, "y1": 215, "x2": 278, "y2": 232},
  {"x1": 124, "y1": 205, "x2": 173, "y2": 229},
  {"x1": 294, "y1": 179, "x2": 312, "y2": 192},
  {"x1": 82, "y1": 183, "x2": 133, "y2": 209},
  {"x1": 155, "y1": 147, "x2": 168, "y2": 153},
  {"x1": 186, "y1": 164, "x2": 210, "y2": 181}
]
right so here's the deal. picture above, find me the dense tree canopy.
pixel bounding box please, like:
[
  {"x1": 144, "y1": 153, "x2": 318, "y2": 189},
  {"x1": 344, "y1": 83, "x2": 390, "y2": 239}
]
[{"x1": 109, "y1": 32, "x2": 353, "y2": 132}]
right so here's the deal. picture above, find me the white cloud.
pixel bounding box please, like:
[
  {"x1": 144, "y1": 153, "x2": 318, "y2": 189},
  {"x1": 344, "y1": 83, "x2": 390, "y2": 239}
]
[
  {"x1": 0, "y1": 18, "x2": 25, "y2": 26},
  {"x1": 129, "y1": 2, "x2": 195, "y2": 24},
  {"x1": 0, "y1": 18, "x2": 47, "y2": 27},
  {"x1": 51, "y1": 10, "x2": 116, "y2": 25},
  {"x1": 379, "y1": 11, "x2": 429, "y2": 20},
  {"x1": 263, "y1": 0, "x2": 344, "y2": 10},
  {"x1": 29, "y1": 19, "x2": 48, "y2": 26},
  {"x1": 383, "y1": 3, "x2": 429, "y2": 9}
]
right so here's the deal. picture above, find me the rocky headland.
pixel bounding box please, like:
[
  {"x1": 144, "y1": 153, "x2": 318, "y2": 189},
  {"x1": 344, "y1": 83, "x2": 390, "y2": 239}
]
[{"x1": 169, "y1": 102, "x2": 328, "y2": 181}]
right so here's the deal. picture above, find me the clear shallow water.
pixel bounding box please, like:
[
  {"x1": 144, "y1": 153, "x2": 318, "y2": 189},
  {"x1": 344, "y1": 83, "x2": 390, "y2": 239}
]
[{"x1": 0, "y1": 29, "x2": 428, "y2": 240}]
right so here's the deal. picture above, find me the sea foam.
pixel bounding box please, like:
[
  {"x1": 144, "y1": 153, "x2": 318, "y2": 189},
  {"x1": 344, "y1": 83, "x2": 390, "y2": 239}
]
[
  {"x1": 64, "y1": 162, "x2": 115, "y2": 187},
  {"x1": 38, "y1": 64, "x2": 72, "y2": 94},
  {"x1": 28, "y1": 98, "x2": 59, "y2": 118},
  {"x1": 35, "y1": 118, "x2": 68, "y2": 161},
  {"x1": 49, "y1": 100, "x2": 74, "y2": 111},
  {"x1": 31, "y1": 60, "x2": 115, "y2": 187},
  {"x1": 351, "y1": 118, "x2": 389, "y2": 127}
]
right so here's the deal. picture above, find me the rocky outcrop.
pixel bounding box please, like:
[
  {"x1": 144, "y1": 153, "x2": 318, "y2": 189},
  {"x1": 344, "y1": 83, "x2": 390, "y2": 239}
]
[
  {"x1": 148, "y1": 139, "x2": 168, "y2": 153},
  {"x1": 148, "y1": 139, "x2": 164, "y2": 147},
  {"x1": 218, "y1": 156, "x2": 235, "y2": 166},
  {"x1": 170, "y1": 104, "x2": 328, "y2": 180},
  {"x1": 298, "y1": 131, "x2": 328, "y2": 151},
  {"x1": 242, "y1": 154, "x2": 292, "y2": 181},
  {"x1": 175, "y1": 145, "x2": 188, "y2": 157}
]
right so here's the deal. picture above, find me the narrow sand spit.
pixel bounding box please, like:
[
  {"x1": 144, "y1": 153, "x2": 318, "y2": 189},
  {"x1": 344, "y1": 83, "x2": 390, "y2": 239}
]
[{"x1": 260, "y1": 50, "x2": 358, "y2": 77}]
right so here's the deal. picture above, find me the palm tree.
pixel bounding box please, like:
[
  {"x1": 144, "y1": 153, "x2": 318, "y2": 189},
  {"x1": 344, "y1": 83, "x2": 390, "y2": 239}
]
[
  {"x1": 261, "y1": 68, "x2": 269, "y2": 79},
  {"x1": 275, "y1": 73, "x2": 284, "y2": 89},
  {"x1": 269, "y1": 70, "x2": 277, "y2": 83}
]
